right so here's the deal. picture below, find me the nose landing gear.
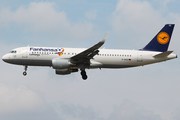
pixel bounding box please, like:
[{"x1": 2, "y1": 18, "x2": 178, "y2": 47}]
[{"x1": 23, "y1": 65, "x2": 28, "y2": 76}]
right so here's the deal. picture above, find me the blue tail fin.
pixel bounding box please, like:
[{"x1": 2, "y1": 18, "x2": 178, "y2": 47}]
[{"x1": 142, "y1": 24, "x2": 174, "y2": 52}]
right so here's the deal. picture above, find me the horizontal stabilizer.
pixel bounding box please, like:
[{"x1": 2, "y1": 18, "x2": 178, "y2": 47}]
[{"x1": 153, "y1": 51, "x2": 173, "y2": 58}]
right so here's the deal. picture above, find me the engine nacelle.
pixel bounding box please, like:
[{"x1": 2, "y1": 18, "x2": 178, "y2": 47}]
[
  {"x1": 56, "y1": 68, "x2": 71, "y2": 75},
  {"x1": 52, "y1": 58, "x2": 70, "y2": 69},
  {"x1": 56, "y1": 68, "x2": 78, "y2": 75}
]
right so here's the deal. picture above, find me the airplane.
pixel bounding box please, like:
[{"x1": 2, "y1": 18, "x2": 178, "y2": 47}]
[{"x1": 2, "y1": 24, "x2": 177, "y2": 80}]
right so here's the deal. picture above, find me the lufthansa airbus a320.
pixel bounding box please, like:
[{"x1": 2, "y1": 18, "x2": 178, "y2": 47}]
[{"x1": 2, "y1": 24, "x2": 177, "y2": 80}]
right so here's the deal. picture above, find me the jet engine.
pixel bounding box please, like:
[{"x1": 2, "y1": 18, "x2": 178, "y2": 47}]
[
  {"x1": 55, "y1": 68, "x2": 78, "y2": 75},
  {"x1": 52, "y1": 59, "x2": 78, "y2": 75},
  {"x1": 52, "y1": 58, "x2": 70, "y2": 69}
]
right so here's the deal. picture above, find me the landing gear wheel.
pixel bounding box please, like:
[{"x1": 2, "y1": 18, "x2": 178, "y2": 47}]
[
  {"x1": 23, "y1": 65, "x2": 28, "y2": 76},
  {"x1": 82, "y1": 75, "x2": 87, "y2": 80},
  {"x1": 81, "y1": 70, "x2": 88, "y2": 80},
  {"x1": 23, "y1": 72, "x2": 27, "y2": 76},
  {"x1": 81, "y1": 70, "x2": 85, "y2": 75}
]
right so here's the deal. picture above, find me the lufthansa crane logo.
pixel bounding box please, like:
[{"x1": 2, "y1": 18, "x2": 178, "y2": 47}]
[{"x1": 157, "y1": 32, "x2": 170, "y2": 44}]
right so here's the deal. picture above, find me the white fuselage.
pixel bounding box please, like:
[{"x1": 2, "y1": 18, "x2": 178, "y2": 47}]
[{"x1": 2, "y1": 46, "x2": 177, "y2": 69}]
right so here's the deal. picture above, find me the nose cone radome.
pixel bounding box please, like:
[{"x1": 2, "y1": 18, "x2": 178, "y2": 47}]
[{"x1": 2, "y1": 54, "x2": 9, "y2": 62}]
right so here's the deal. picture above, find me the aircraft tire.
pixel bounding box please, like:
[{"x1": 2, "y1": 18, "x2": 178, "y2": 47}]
[
  {"x1": 23, "y1": 72, "x2": 27, "y2": 76},
  {"x1": 81, "y1": 70, "x2": 87, "y2": 80},
  {"x1": 81, "y1": 70, "x2": 86, "y2": 75},
  {"x1": 82, "y1": 75, "x2": 87, "y2": 80}
]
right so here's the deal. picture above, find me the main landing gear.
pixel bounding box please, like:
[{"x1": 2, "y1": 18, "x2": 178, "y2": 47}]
[
  {"x1": 79, "y1": 64, "x2": 88, "y2": 80},
  {"x1": 81, "y1": 70, "x2": 87, "y2": 80},
  {"x1": 23, "y1": 65, "x2": 28, "y2": 76}
]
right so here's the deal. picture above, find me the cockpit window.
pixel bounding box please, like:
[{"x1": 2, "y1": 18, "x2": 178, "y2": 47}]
[{"x1": 10, "y1": 51, "x2": 17, "y2": 53}]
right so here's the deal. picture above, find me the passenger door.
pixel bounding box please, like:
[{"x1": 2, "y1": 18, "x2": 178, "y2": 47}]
[
  {"x1": 137, "y1": 51, "x2": 143, "y2": 62},
  {"x1": 22, "y1": 48, "x2": 28, "y2": 58}
]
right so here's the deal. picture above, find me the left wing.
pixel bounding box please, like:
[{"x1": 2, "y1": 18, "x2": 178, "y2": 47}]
[{"x1": 70, "y1": 32, "x2": 109, "y2": 63}]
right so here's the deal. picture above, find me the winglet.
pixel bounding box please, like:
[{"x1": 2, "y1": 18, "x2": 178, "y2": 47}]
[{"x1": 100, "y1": 32, "x2": 109, "y2": 44}]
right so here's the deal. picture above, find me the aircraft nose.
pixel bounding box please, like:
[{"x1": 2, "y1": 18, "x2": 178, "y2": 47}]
[{"x1": 2, "y1": 54, "x2": 9, "y2": 62}]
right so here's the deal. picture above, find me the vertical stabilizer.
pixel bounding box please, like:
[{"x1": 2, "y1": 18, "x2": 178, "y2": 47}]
[{"x1": 142, "y1": 24, "x2": 174, "y2": 52}]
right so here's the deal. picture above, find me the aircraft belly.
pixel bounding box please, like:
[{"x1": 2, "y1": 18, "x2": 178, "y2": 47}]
[
  {"x1": 5, "y1": 59, "x2": 52, "y2": 66},
  {"x1": 100, "y1": 64, "x2": 136, "y2": 68}
]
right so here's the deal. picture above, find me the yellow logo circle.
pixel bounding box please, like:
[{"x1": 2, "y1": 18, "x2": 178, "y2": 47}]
[{"x1": 157, "y1": 32, "x2": 170, "y2": 44}]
